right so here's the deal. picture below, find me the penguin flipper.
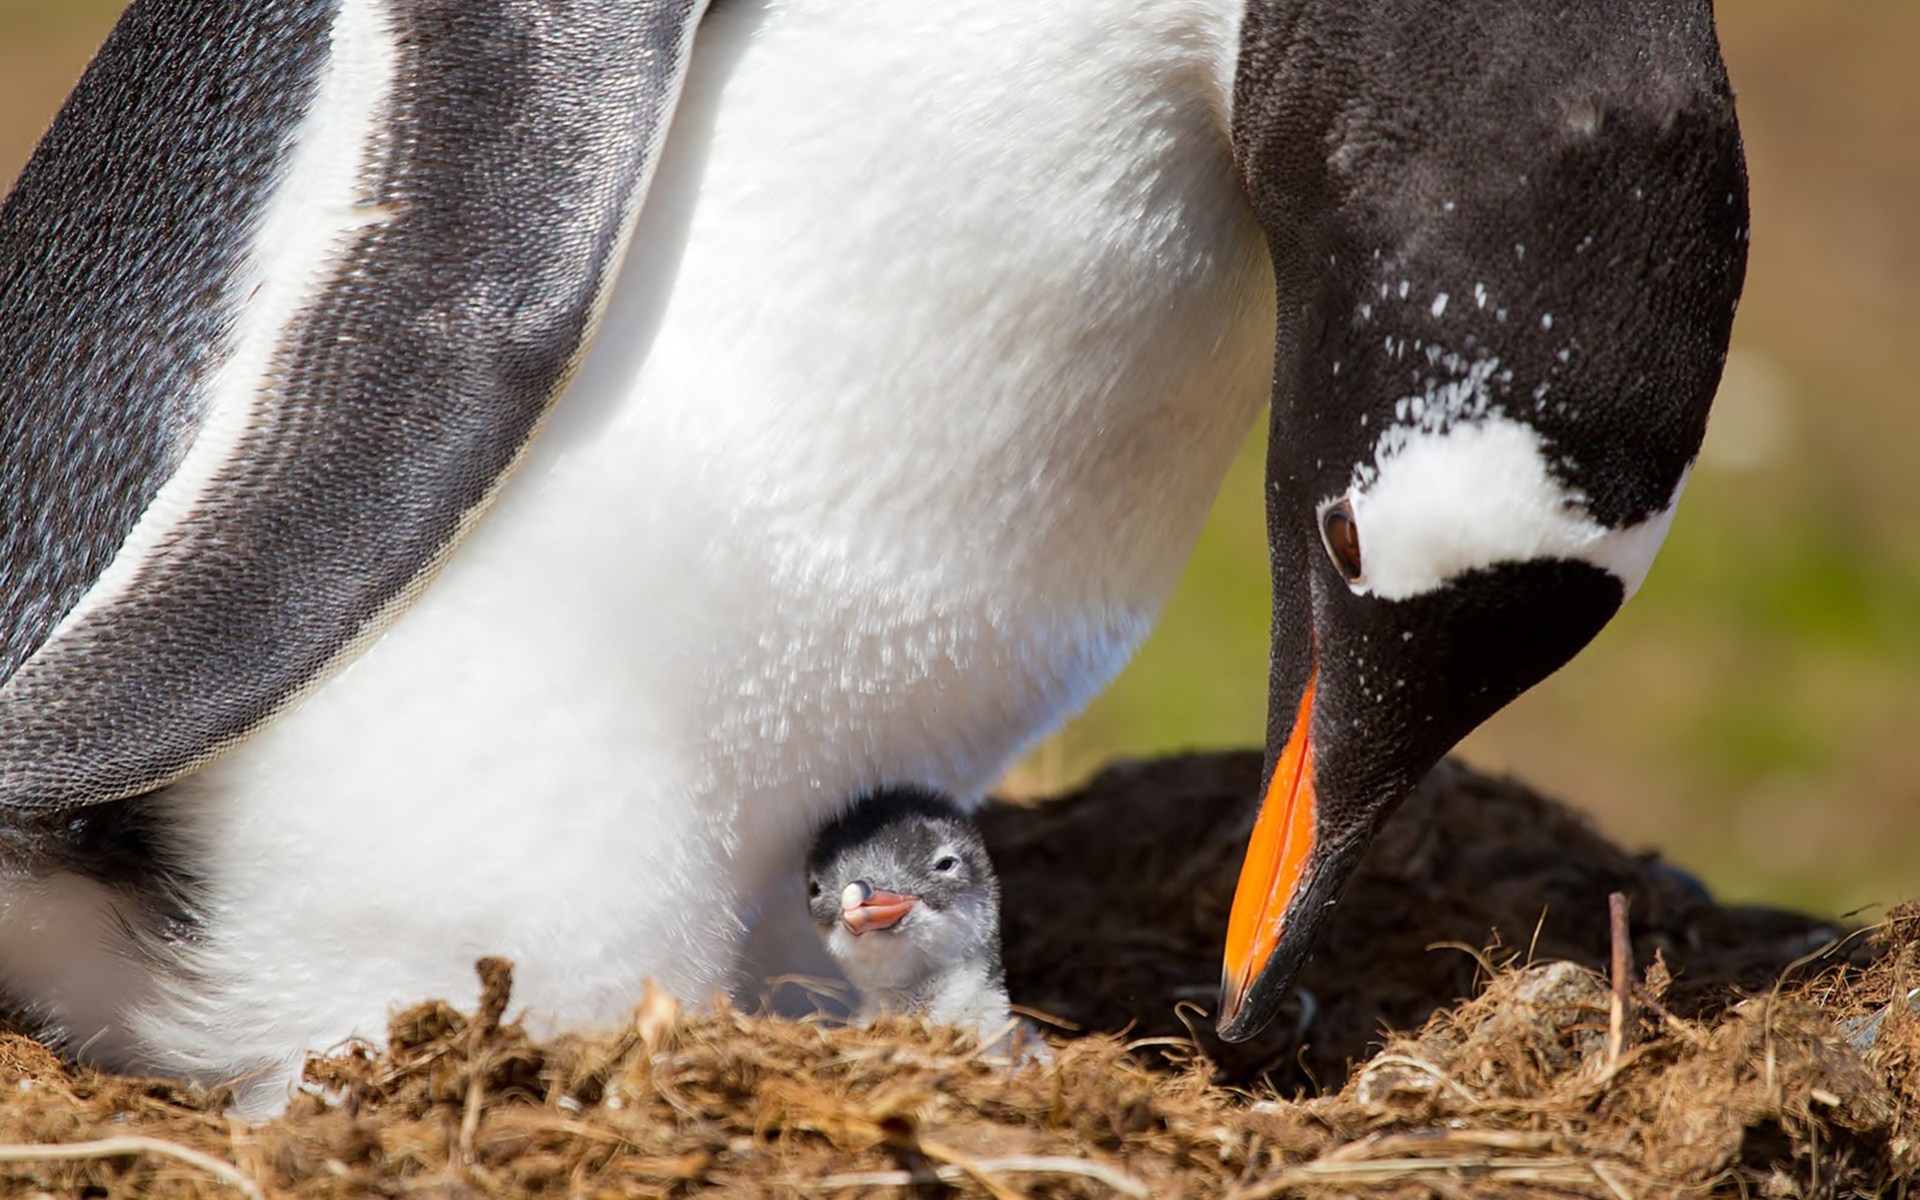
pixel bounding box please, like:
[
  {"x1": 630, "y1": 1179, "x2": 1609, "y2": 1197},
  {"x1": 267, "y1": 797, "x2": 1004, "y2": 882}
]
[{"x1": 0, "y1": 0, "x2": 709, "y2": 812}]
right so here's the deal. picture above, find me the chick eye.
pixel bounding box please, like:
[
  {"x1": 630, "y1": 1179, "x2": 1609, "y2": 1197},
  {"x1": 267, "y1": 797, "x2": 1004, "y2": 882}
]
[
  {"x1": 1321, "y1": 499, "x2": 1363, "y2": 582},
  {"x1": 933, "y1": 855, "x2": 959, "y2": 874},
  {"x1": 806, "y1": 878, "x2": 822, "y2": 899}
]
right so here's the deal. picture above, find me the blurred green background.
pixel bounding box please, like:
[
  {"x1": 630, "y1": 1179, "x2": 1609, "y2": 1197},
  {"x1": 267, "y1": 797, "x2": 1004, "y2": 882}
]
[{"x1": 4, "y1": 1, "x2": 1915, "y2": 916}]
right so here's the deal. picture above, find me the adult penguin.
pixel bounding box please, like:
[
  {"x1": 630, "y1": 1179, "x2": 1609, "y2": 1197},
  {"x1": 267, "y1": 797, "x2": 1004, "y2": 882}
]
[{"x1": 0, "y1": 0, "x2": 1745, "y2": 1104}]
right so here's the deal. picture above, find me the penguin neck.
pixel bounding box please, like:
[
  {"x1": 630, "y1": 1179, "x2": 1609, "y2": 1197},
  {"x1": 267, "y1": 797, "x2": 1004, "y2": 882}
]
[{"x1": 861, "y1": 949, "x2": 1010, "y2": 1037}]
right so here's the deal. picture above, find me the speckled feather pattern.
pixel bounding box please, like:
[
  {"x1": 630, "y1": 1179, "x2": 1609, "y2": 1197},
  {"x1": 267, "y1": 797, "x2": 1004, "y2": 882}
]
[
  {"x1": 0, "y1": 0, "x2": 334, "y2": 687},
  {"x1": 0, "y1": 0, "x2": 702, "y2": 811}
]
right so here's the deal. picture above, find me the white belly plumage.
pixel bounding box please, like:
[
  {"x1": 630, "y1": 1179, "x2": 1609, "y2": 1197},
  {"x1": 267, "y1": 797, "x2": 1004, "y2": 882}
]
[{"x1": 1, "y1": 0, "x2": 1274, "y2": 1103}]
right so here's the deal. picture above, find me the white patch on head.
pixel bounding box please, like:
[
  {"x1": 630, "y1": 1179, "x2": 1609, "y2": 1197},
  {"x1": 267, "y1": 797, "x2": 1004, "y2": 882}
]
[{"x1": 1332, "y1": 416, "x2": 1687, "y2": 602}]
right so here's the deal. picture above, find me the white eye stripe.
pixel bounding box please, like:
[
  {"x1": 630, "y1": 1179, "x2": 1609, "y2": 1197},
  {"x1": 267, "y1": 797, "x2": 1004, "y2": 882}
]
[{"x1": 1333, "y1": 416, "x2": 1686, "y2": 601}]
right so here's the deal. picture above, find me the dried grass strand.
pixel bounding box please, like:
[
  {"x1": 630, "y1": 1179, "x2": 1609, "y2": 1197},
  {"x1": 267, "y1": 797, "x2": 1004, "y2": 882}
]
[
  {"x1": 1229, "y1": 1151, "x2": 1634, "y2": 1200},
  {"x1": 1427, "y1": 939, "x2": 1503, "y2": 981},
  {"x1": 816, "y1": 1153, "x2": 1150, "y2": 1198},
  {"x1": 910, "y1": 1138, "x2": 1032, "y2": 1200},
  {"x1": 0, "y1": 1136, "x2": 265, "y2": 1200}
]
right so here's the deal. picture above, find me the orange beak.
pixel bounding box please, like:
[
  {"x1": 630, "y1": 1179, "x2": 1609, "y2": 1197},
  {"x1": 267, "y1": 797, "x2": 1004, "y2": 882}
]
[{"x1": 1218, "y1": 664, "x2": 1318, "y2": 1036}]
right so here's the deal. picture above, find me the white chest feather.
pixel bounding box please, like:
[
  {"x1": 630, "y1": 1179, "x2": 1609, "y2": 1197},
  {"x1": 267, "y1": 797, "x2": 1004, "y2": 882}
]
[{"x1": 6, "y1": 0, "x2": 1275, "y2": 1102}]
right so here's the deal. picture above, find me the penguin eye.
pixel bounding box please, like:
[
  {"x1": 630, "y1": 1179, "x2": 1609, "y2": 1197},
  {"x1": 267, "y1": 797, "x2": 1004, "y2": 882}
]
[
  {"x1": 807, "y1": 877, "x2": 822, "y2": 899},
  {"x1": 933, "y1": 855, "x2": 959, "y2": 874},
  {"x1": 1321, "y1": 499, "x2": 1363, "y2": 582}
]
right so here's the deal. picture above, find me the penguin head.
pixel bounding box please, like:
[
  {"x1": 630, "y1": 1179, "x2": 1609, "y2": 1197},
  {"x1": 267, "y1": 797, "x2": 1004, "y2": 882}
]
[
  {"x1": 1218, "y1": 0, "x2": 1748, "y2": 1037},
  {"x1": 804, "y1": 787, "x2": 1002, "y2": 998}
]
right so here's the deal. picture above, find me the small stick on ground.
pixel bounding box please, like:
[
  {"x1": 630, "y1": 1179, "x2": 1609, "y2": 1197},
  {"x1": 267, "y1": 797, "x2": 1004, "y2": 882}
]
[
  {"x1": 0, "y1": 1136, "x2": 265, "y2": 1200},
  {"x1": 460, "y1": 958, "x2": 516, "y2": 1163},
  {"x1": 819, "y1": 1155, "x2": 1149, "y2": 1199},
  {"x1": 1607, "y1": 891, "x2": 1631, "y2": 1071}
]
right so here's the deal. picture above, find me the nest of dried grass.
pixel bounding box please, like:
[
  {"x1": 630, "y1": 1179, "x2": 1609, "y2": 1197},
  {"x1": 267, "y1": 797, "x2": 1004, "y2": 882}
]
[{"x1": 1, "y1": 752, "x2": 1914, "y2": 1198}]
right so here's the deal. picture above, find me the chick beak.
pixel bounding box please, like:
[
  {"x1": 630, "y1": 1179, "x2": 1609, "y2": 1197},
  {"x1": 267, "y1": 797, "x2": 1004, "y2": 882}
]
[{"x1": 840, "y1": 881, "x2": 918, "y2": 935}]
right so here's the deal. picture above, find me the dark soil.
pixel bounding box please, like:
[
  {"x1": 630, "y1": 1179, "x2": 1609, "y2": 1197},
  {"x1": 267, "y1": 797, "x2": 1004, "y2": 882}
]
[{"x1": 987, "y1": 752, "x2": 1859, "y2": 1093}]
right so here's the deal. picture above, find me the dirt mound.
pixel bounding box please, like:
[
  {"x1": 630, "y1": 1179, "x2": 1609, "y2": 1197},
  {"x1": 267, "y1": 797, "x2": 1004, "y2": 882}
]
[
  {"x1": 0, "y1": 752, "x2": 1912, "y2": 1197},
  {"x1": 985, "y1": 753, "x2": 1856, "y2": 1091}
]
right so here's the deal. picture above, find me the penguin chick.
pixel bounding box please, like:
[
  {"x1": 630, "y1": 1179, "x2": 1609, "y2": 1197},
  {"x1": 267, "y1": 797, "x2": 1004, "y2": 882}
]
[{"x1": 805, "y1": 787, "x2": 1010, "y2": 1038}]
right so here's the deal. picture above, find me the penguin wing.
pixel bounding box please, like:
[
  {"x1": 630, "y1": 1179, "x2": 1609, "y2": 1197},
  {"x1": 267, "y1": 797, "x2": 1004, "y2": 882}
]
[{"x1": 0, "y1": 0, "x2": 708, "y2": 810}]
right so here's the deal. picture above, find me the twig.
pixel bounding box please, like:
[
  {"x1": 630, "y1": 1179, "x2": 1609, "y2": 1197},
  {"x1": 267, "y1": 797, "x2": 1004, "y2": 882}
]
[
  {"x1": 1317, "y1": 1130, "x2": 1555, "y2": 1160},
  {"x1": 459, "y1": 1066, "x2": 487, "y2": 1161},
  {"x1": 460, "y1": 958, "x2": 516, "y2": 1164},
  {"x1": 1589, "y1": 1157, "x2": 1639, "y2": 1200},
  {"x1": 1607, "y1": 892, "x2": 1631, "y2": 1071},
  {"x1": 817, "y1": 1154, "x2": 1149, "y2": 1198},
  {"x1": 1228, "y1": 1154, "x2": 1627, "y2": 1200},
  {"x1": 0, "y1": 1136, "x2": 265, "y2": 1200},
  {"x1": 1231, "y1": 1129, "x2": 1645, "y2": 1199},
  {"x1": 912, "y1": 1138, "x2": 1031, "y2": 1200}
]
